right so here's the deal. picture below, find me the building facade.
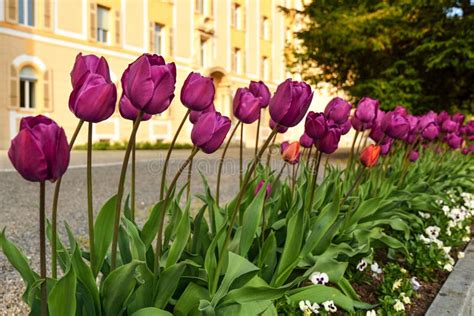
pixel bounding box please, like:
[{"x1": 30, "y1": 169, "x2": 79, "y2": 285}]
[{"x1": 0, "y1": 0, "x2": 347, "y2": 149}]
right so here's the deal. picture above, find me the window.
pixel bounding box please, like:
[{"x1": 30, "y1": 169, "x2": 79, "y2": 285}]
[
  {"x1": 195, "y1": 0, "x2": 204, "y2": 14},
  {"x1": 19, "y1": 66, "x2": 36, "y2": 109},
  {"x1": 18, "y1": 0, "x2": 34, "y2": 26},
  {"x1": 261, "y1": 57, "x2": 270, "y2": 81},
  {"x1": 97, "y1": 6, "x2": 110, "y2": 43},
  {"x1": 154, "y1": 23, "x2": 163, "y2": 55},
  {"x1": 232, "y1": 3, "x2": 241, "y2": 29},
  {"x1": 200, "y1": 37, "x2": 209, "y2": 67},
  {"x1": 261, "y1": 16, "x2": 270, "y2": 40},
  {"x1": 232, "y1": 48, "x2": 241, "y2": 74}
]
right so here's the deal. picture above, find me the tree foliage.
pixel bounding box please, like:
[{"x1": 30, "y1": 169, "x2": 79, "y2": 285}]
[{"x1": 289, "y1": 0, "x2": 474, "y2": 114}]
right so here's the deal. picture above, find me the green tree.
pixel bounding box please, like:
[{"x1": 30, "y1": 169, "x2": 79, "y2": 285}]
[{"x1": 288, "y1": 0, "x2": 474, "y2": 114}]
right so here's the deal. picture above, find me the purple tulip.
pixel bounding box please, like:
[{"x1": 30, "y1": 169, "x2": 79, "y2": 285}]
[
  {"x1": 189, "y1": 103, "x2": 216, "y2": 124},
  {"x1": 269, "y1": 79, "x2": 313, "y2": 127},
  {"x1": 269, "y1": 119, "x2": 288, "y2": 133},
  {"x1": 122, "y1": 54, "x2": 176, "y2": 115},
  {"x1": 393, "y1": 105, "x2": 408, "y2": 117},
  {"x1": 69, "y1": 54, "x2": 117, "y2": 123},
  {"x1": 466, "y1": 120, "x2": 474, "y2": 136},
  {"x1": 317, "y1": 127, "x2": 341, "y2": 154},
  {"x1": 305, "y1": 112, "x2": 327, "y2": 140},
  {"x1": 351, "y1": 115, "x2": 369, "y2": 131},
  {"x1": 9, "y1": 115, "x2": 69, "y2": 182},
  {"x1": 421, "y1": 123, "x2": 440, "y2": 141},
  {"x1": 441, "y1": 119, "x2": 458, "y2": 133},
  {"x1": 355, "y1": 97, "x2": 379, "y2": 124},
  {"x1": 445, "y1": 133, "x2": 463, "y2": 149},
  {"x1": 191, "y1": 112, "x2": 231, "y2": 154},
  {"x1": 70, "y1": 53, "x2": 111, "y2": 88},
  {"x1": 452, "y1": 112, "x2": 465, "y2": 124},
  {"x1": 324, "y1": 97, "x2": 352, "y2": 124},
  {"x1": 181, "y1": 72, "x2": 215, "y2": 111},
  {"x1": 233, "y1": 88, "x2": 262, "y2": 124},
  {"x1": 119, "y1": 93, "x2": 152, "y2": 121},
  {"x1": 382, "y1": 111, "x2": 410, "y2": 140},
  {"x1": 299, "y1": 133, "x2": 314, "y2": 148},
  {"x1": 339, "y1": 120, "x2": 352, "y2": 135},
  {"x1": 380, "y1": 138, "x2": 393, "y2": 156},
  {"x1": 409, "y1": 150, "x2": 419, "y2": 162},
  {"x1": 280, "y1": 141, "x2": 289, "y2": 154},
  {"x1": 437, "y1": 111, "x2": 450, "y2": 125},
  {"x1": 254, "y1": 180, "x2": 271, "y2": 199},
  {"x1": 249, "y1": 81, "x2": 271, "y2": 108},
  {"x1": 461, "y1": 147, "x2": 469, "y2": 155}
]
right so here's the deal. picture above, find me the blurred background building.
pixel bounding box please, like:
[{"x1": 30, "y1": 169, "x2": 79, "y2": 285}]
[{"x1": 0, "y1": 0, "x2": 341, "y2": 149}]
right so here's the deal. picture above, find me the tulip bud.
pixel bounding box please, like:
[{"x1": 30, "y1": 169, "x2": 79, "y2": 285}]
[
  {"x1": 409, "y1": 150, "x2": 419, "y2": 162},
  {"x1": 437, "y1": 111, "x2": 450, "y2": 125},
  {"x1": 249, "y1": 81, "x2": 271, "y2": 108},
  {"x1": 69, "y1": 54, "x2": 117, "y2": 123},
  {"x1": 324, "y1": 97, "x2": 352, "y2": 124},
  {"x1": 269, "y1": 119, "x2": 288, "y2": 133},
  {"x1": 381, "y1": 111, "x2": 410, "y2": 140},
  {"x1": 269, "y1": 79, "x2": 313, "y2": 127},
  {"x1": 339, "y1": 120, "x2": 352, "y2": 135},
  {"x1": 281, "y1": 141, "x2": 301, "y2": 164},
  {"x1": 380, "y1": 138, "x2": 393, "y2": 156},
  {"x1": 452, "y1": 113, "x2": 465, "y2": 124},
  {"x1": 461, "y1": 147, "x2": 470, "y2": 155},
  {"x1": 445, "y1": 133, "x2": 463, "y2": 149},
  {"x1": 360, "y1": 144, "x2": 381, "y2": 168},
  {"x1": 122, "y1": 54, "x2": 176, "y2": 115},
  {"x1": 393, "y1": 105, "x2": 408, "y2": 117},
  {"x1": 181, "y1": 72, "x2": 215, "y2": 111},
  {"x1": 299, "y1": 133, "x2": 314, "y2": 148},
  {"x1": 9, "y1": 115, "x2": 69, "y2": 182},
  {"x1": 421, "y1": 123, "x2": 440, "y2": 141},
  {"x1": 119, "y1": 93, "x2": 152, "y2": 121},
  {"x1": 191, "y1": 112, "x2": 231, "y2": 154},
  {"x1": 465, "y1": 120, "x2": 474, "y2": 136},
  {"x1": 317, "y1": 127, "x2": 341, "y2": 154},
  {"x1": 355, "y1": 97, "x2": 379, "y2": 124},
  {"x1": 305, "y1": 112, "x2": 327, "y2": 140},
  {"x1": 254, "y1": 180, "x2": 271, "y2": 199},
  {"x1": 233, "y1": 88, "x2": 262, "y2": 124},
  {"x1": 189, "y1": 103, "x2": 216, "y2": 124},
  {"x1": 441, "y1": 119, "x2": 458, "y2": 133}
]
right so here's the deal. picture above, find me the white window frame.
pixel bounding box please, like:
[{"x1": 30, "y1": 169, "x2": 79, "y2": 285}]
[
  {"x1": 154, "y1": 23, "x2": 164, "y2": 55},
  {"x1": 19, "y1": 66, "x2": 37, "y2": 109},
  {"x1": 233, "y1": 48, "x2": 241, "y2": 74},
  {"x1": 97, "y1": 5, "x2": 110, "y2": 44},
  {"x1": 18, "y1": 0, "x2": 34, "y2": 26},
  {"x1": 232, "y1": 3, "x2": 241, "y2": 29},
  {"x1": 261, "y1": 16, "x2": 270, "y2": 40}
]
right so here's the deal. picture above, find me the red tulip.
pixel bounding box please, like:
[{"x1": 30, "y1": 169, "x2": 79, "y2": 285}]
[{"x1": 360, "y1": 144, "x2": 381, "y2": 168}]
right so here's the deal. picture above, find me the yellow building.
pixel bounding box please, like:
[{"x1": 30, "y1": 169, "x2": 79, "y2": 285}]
[{"x1": 0, "y1": 0, "x2": 309, "y2": 149}]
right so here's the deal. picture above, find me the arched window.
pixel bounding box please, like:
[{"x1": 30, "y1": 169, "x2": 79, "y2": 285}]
[{"x1": 19, "y1": 66, "x2": 37, "y2": 109}]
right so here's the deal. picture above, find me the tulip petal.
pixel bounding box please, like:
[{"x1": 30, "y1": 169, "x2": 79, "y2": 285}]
[{"x1": 125, "y1": 56, "x2": 154, "y2": 109}]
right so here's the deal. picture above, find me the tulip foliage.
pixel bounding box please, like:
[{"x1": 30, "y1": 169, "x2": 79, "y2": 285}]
[{"x1": 2, "y1": 53, "x2": 474, "y2": 316}]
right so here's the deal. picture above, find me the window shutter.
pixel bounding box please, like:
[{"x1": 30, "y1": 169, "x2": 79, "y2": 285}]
[
  {"x1": 89, "y1": 3, "x2": 97, "y2": 41},
  {"x1": 169, "y1": 26, "x2": 174, "y2": 56},
  {"x1": 6, "y1": 0, "x2": 18, "y2": 23},
  {"x1": 43, "y1": 70, "x2": 53, "y2": 110},
  {"x1": 149, "y1": 22, "x2": 155, "y2": 53},
  {"x1": 114, "y1": 10, "x2": 121, "y2": 45},
  {"x1": 9, "y1": 65, "x2": 19, "y2": 108},
  {"x1": 44, "y1": 0, "x2": 52, "y2": 29}
]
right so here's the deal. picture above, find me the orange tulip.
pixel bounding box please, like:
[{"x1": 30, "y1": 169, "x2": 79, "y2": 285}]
[
  {"x1": 360, "y1": 144, "x2": 381, "y2": 168},
  {"x1": 281, "y1": 141, "x2": 301, "y2": 164}
]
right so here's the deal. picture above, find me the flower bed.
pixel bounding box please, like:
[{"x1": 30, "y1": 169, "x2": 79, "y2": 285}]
[{"x1": 1, "y1": 53, "x2": 473, "y2": 315}]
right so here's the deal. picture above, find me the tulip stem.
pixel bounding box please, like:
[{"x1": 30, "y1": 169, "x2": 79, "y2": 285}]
[
  {"x1": 111, "y1": 112, "x2": 143, "y2": 270},
  {"x1": 255, "y1": 116, "x2": 261, "y2": 157},
  {"x1": 216, "y1": 121, "x2": 241, "y2": 206},
  {"x1": 211, "y1": 127, "x2": 279, "y2": 294},
  {"x1": 154, "y1": 147, "x2": 199, "y2": 275},
  {"x1": 131, "y1": 126, "x2": 136, "y2": 221},
  {"x1": 51, "y1": 119, "x2": 84, "y2": 279},
  {"x1": 186, "y1": 155, "x2": 193, "y2": 201},
  {"x1": 348, "y1": 130, "x2": 360, "y2": 170},
  {"x1": 307, "y1": 150, "x2": 322, "y2": 214},
  {"x1": 160, "y1": 110, "x2": 190, "y2": 200},
  {"x1": 265, "y1": 133, "x2": 277, "y2": 169},
  {"x1": 239, "y1": 123, "x2": 244, "y2": 188},
  {"x1": 341, "y1": 167, "x2": 365, "y2": 206},
  {"x1": 39, "y1": 181, "x2": 47, "y2": 316},
  {"x1": 86, "y1": 122, "x2": 96, "y2": 271}
]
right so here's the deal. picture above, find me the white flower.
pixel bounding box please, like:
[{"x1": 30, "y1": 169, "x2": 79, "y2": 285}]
[
  {"x1": 322, "y1": 300, "x2": 337, "y2": 313},
  {"x1": 462, "y1": 236, "x2": 471, "y2": 242},
  {"x1": 446, "y1": 256, "x2": 455, "y2": 265},
  {"x1": 436, "y1": 199, "x2": 443, "y2": 205},
  {"x1": 366, "y1": 310, "x2": 377, "y2": 316},
  {"x1": 419, "y1": 234, "x2": 432, "y2": 244},
  {"x1": 309, "y1": 272, "x2": 329, "y2": 285},
  {"x1": 443, "y1": 263, "x2": 453, "y2": 272},
  {"x1": 425, "y1": 226, "x2": 440, "y2": 239},
  {"x1": 371, "y1": 262, "x2": 382, "y2": 274},
  {"x1": 418, "y1": 211, "x2": 431, "y2": 219},
  {"x1": 357, "y1": 259, "x2": 368, "y2": 271},
  {"x1": 442, "y1": 205, "x2": 450, "y2": 214},
  {"x1": 392, "y1": 279, "x2": 402, "y2": 290},
  {"x1": 400, "y1": 293, "x2": 411, "y2": 304},
  {"x1": 299, "y1": 300, "x2": 319, "y2": 315},
  {"x1": 458, "y1": 251, "x2": 465, "y2": 259},
  {"x1": 443, "y1": 247, "x2": 452, "y2": 255},
  {"x1": 410, "y1": 277, "x2": 421, "y2": 291},
  {"x1": 433, "y1": 238, "x2": 444, "y2": 248},
  {"x1": 393, "y1": 299, "x2": 405, "y2": 312}
]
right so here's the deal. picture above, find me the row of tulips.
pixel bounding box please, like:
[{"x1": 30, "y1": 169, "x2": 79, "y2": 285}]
[{"x1": 2, "y1": 52, "x2": 473, "y2": 316}]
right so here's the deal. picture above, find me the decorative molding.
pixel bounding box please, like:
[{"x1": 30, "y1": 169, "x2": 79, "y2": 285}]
[{"x1": 12, "y1": 54, "x2": 47, "y2": 72}]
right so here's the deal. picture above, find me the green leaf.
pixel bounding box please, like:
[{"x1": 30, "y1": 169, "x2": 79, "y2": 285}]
[
  {"x1": 122, "y1": 217, "x2": 146, "y2": 261},
  {"x1": 287, "y1": 285, "x2": 355, "y2": 312},
  {"x1": 141, "y1": 201, "x2": 166, "y2": 248},
  {"x1": 131, "y1": 307, "x2": 173, "y2": 316},
  {"x1": 239, "y1": 186, "x2": 266, "y2": 257},
  {"x1": 174, "y1": 282, "x2": 210, "y2": 316},
  {"x1": 101, "y1": 260, "x2": 143, "y2": 316},
  {"x1": 93, "y1": 195, "x2": 117, "y2": 276},
  {"x1": 166, "y1": 203, "x2": 191, "y2": 268},
  {"x1": 48, "y1": 265, "x2": 76, "y2": 316},
  {"x1": 154, "y1": 261, "x2": 188, "y2": 309}
]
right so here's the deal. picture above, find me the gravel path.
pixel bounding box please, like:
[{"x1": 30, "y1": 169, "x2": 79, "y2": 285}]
[{"x1": 0, "y1": 148, "x2": 347, "y2": 314}]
